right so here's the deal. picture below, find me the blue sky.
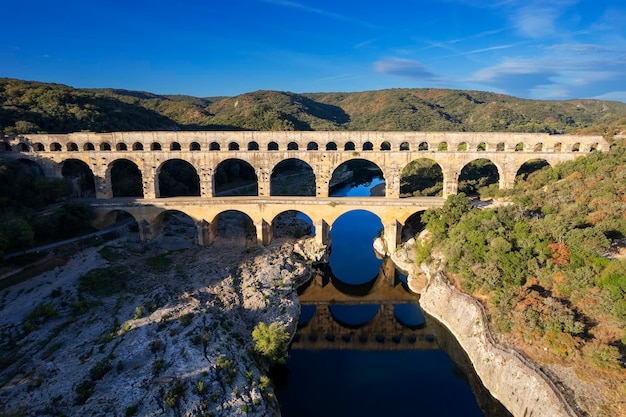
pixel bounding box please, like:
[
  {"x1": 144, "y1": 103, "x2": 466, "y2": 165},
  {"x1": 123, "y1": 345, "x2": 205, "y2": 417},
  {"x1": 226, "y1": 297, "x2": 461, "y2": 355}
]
[{"x1": 2, "y1": 0, "x2": 625, "y2": 101}]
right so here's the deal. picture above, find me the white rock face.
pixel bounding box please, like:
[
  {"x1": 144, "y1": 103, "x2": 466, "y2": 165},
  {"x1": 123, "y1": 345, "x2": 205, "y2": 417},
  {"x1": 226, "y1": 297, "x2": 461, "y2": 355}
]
[
  {"x1": 0, "y1": 231, "x2": 321, "y2": 417},
  {"x1": 379, "y1": 237, "x2": 578, "y2": 417}
]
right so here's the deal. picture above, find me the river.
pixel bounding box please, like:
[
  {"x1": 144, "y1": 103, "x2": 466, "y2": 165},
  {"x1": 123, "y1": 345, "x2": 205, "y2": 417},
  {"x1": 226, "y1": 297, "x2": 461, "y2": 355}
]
[{"x1": 274, "y1": 175, "x2": 512, "y2": 417}]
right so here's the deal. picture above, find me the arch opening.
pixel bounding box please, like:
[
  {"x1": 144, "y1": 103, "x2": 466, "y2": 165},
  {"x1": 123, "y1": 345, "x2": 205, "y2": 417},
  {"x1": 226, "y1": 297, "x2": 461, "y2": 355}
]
[
  {"x1": 151, "y1": 142, "x2": 162, "y2": 151},
  {"x1": 287, "y1": 142, "x2": 299, "y2": 151},
  {"x1": 228, "y1": 142, "x2": 239, "y2": 151},
  {"x1": 157, "y1": 159, "x2": 200, "y2": 197},
  {"x1": 344, "y1": 141, "x2": 355, "y2": 151},
  {"x1": 401, "y1": 211, "x2": 426, "y2": 243},
  {"x1": 272, "y1": 210, "x2": 314, "y2": 239},
  {"x1": 329, "y1": 210, "x2": 383, "y2": 285},
  {"x1": 62, "y1": 159, "x2": 95, "y2": 197},
  {"x1": 110, "y1": 159, "x2": 143, "y2": 197},
  {"x1": 329, "y1": 304, "x2": 380, "y2": 328},
  {"x1": 515, "y1": 159, "x2": 551, "y2": 183},
  {"x1": 380, "y1": 141, "x2": 391, "y2": 151},
  {"x1": 83, "y1": 142, "x2": 95, "y2": 151},
  {"x1": 268, "y1": 142, "x2": 279, "y2": 151},
  {"x1": 214, "y1": 159, "x2": 258, "y2": 196},
  {"x1": 248, "y1": 141, "x2": 259, "y2": 151},
  {"x1": 171, "y1": 142, "x2": 182, "y2": 151},
  {"x1": 325, "y1": 142, "x2": 337, "y2": 151},
  {"x1": 270, "y1": 159, "x2": 315, "y2": 196},
  {"x1": 210, "y1": 142, "x2": 220, "y2": 151},
  {"x1": 400, "y1": 141, "x2": 410, "y2": 151},
  {"x1": 400, "y1": 159, "x2": 443, "y2": 197},
  {"x1": 100, "y1": 142, "x2": 111, "y2": 151},
  {"x1": 116, "y1": 143, "x2": 127, "y2": 151},
  {"x1": 132, "y1": 142, "x2": 144, "y2": 151},
  {"x1": 330, "y1": 159, "x2": 384, "y2": 197},
  {"x1": 153, "y1": 210, "x2": 197, "y2": 249},
  {"x1": 307, "y1": 142, "x2": 319, "y2": 150},
  {"x1": 458, "y1": 158, "x2": 500, "y2": 198},
  {"x1": 190, "y1": 142, "x2": 201, "y2": 151},
  {"x1": 212, "y1": 210, "x2": 256, "y2": 246}
]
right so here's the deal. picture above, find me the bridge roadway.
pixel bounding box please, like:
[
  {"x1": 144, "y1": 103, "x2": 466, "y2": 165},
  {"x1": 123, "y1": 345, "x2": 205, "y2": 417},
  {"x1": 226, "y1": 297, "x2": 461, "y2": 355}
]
[{"x1": 91, "y1": 195, "x2": 445, "y2": 249}]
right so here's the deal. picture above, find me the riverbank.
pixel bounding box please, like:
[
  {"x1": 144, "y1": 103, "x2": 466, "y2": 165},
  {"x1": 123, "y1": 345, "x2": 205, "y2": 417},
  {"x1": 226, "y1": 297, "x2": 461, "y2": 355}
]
[
  {"x1": 375, "y1": 237, "x2": 580, "y2": 417},
  {"x1": 0, "y1": 219, "x2": 325, "y2": 417}
]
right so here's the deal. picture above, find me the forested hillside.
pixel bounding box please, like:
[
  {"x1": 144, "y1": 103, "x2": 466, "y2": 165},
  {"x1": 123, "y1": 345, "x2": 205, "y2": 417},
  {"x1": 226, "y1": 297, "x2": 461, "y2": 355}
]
[
  {"x1": 2, "y1": 78, "x2": 626, "y2": 136},
  {"x1": 418, "y1": 144, "x2": 626, "y2": 416}
]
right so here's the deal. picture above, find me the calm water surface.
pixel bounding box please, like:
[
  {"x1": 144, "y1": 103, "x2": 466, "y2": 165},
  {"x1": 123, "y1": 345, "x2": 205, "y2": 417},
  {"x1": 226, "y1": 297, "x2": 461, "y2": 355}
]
[{"x1": 274, "y1": 176, "x2": 511, "y2": 417}]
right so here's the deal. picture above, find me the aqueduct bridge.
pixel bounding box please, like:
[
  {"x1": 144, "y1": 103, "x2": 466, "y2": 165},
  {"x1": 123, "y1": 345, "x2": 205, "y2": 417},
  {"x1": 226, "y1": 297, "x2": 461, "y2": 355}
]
[{"x1": 1, "y1": 131, "x2": 607, "y2": 250}]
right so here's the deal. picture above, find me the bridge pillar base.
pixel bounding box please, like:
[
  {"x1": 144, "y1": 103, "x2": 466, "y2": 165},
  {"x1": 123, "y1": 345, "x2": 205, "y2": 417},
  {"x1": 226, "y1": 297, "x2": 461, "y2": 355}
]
[
  {"x1": 315, "y1": 220, "x2": 331, "y2": 246},
  {"x1": 197, "y1": 220, "x2": 212, "y2": 246},
  {"x1": 383, "y1": 220, "x2": 402, "y2": 255},
  {"x1": 256, "y1": 219, "x2": 272, "y2": 246}
]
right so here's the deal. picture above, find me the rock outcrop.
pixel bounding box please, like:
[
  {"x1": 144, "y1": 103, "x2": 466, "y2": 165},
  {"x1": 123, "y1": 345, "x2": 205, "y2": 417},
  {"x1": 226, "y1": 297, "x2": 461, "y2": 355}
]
[{"x1": 375, "y1": 237, "x2": 579, "y2": 417}]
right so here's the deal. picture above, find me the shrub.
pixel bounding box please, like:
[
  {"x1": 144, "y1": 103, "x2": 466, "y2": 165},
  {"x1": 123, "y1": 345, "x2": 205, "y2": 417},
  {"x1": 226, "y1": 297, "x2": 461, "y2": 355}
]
[{"x1": 252, "y1": 322, "x2": 290, "y2": 364}]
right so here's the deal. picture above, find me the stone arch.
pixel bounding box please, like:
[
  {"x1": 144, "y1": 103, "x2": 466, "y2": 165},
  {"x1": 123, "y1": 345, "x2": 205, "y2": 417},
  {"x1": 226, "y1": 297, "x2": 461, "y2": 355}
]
[
  {"x1": 83, "y1": 142, "x2": 95, "y2": 151},
  {"x1": 380, "y1": 141, "x2": 391, "y2": 151},
  {"x1": 116, "y1": 143, "x2": 127, "y2": 151},
  {"x1": 50, "y1": 142, "x2": 62, "y2": 151},
  {"x1": 211, "y1": 210, "x2": 256, "y2": 246},
  {"x1": 401, "y1": 210, "x2": 426, "y2": 243},
  {"x1": 496, "y1": 142, "x2": 505, "y2": 151},
  {"x1": 268, "y1": 141, "x2": 279, "y2": 151},
  {"x1": 457, "y1": 142, "x2": 467, "y2": 151},
  {"x1": 157, "y1": 159, "x2": 200, "y2": 197},
  {"x1": 363, "y1": 141, "x2": 373, "y2": 151},
  {"x1": 228, "y1": 142, "x2": 239, "y2": 151},
  {"x1": 515, "y1": 142, "x2": 524, "y2": 151},
  {"x1": 344, "y1": 141, "x2": 355, "y2": 151},
  {"x1": 515, "y1": 159, "x2": 551, "y2": 182},
  {"x1": 400, "y1": 158, "x2": 444, "y2": 197},
  {"x1": 213, "y1": 159, "x2": 258, "y2": 196},
  {"x1": 589, "y1": 142, "x2": 598, "y2": 152},
  {"x1": 400, "y1": 141, "x2": 410, "y2": 151},
  {"x1": 67, "y1": 142, "x2": 78, "y2": 152},
  {"x1": 109, "y1": 159, "x2": 143, "y2": 197},
  {"x1": 329, "y1": 159, "x2": 385, "y2": 197},
  {"x1": 132, "y1": 142, "x2": 144, "y2": 151},
  {"x1": 438, "y1": 142, "x2": 448, "y2": 151},
  {"x1": 16, "y1": 143, "x2": 29, "y2": 152},
  {"x1": 554, "y1": 142, "x2": 562, "y2": 152},
  {"x1": 418, "y1": 141, "x2": 429, "y2": 151},
  {"x1": 270, "y1": 158, "x2": 315, "y2": 196},
  {"x1": 287, "y1": 141, "x2": 299, "y2": 150},
  {"x1": 210, "y1": 142, "x2": 220, "y2": 151},
  {"x1": 572, "y1": 142, "x2": 580, "y2": 152},
  {"x1": 151, "y1": 142, "x2": 162, "y2": 151},
  {"x1": 458, "y1": 158, "x2": 500, "y2": 197},
  {"x1": 190, "y1": 142, "x2": 201, "y2": 151},
  {"x1": 61, "y1": 158, "x2": 95, "y2": 197},
  {"x1": 248, "y1": 141, "x2": 259, "y2": 151},
  {"x1": 100, "y1": 142, "x2": 111, "y2": 151},
  {"x1": 534, "y1": 143, "x2": 543, "y2": 152},
  {"x1": 477, "y1": 142, "x2": 486, "y2": 151},
  {"x1": 271, "y1": 210, "x2": 314, "y2": 239},
  {"x1": 325, "y1": 142, "x2": 337, "y2": 151},
  {"x1": 92, "y1": 209, "x2": 139, "y2": 232},
  {"x1": 307, "y1": 141, "x2": 319, "y2": 150},
  {"x1": 34, "y1": 142, "x2": 45, "y2": 151},
  {"x1": 171, "y1": 142, "x2": 182, "y2": 151}
]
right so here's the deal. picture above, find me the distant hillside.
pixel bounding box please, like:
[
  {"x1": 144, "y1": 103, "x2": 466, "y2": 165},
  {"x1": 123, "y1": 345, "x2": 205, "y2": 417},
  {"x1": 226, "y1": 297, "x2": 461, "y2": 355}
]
[{"x1": 2, "y1": 78, "x2": 626, "y2": 137}]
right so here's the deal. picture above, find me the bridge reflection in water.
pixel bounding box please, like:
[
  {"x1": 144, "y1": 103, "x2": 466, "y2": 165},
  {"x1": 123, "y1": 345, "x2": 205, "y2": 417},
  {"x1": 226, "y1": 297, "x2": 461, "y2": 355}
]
[{"x1": 292, "y1": 258, "x2": 442, "y2": 351}]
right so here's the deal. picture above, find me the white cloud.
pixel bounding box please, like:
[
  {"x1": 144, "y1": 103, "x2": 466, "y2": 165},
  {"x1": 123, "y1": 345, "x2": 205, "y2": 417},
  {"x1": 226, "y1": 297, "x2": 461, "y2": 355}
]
[{"x1": 373, "y1": 58, "x2": 438, "y2": 80}]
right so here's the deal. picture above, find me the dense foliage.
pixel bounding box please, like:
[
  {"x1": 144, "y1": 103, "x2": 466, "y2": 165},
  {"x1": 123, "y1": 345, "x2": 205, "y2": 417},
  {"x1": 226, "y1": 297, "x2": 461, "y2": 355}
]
[
  {"x1": 2, "y1": 78, "x2": 626, "y2": 135},
  {"x1": 251, "y1": 321, "x2": 290, "y2": 365},
  {"x1": 0, "y1": 159, "x2": 95, "y2": 257},
  {"x1": 420, "y1": 145, "x2": 626, "y2": 372}
]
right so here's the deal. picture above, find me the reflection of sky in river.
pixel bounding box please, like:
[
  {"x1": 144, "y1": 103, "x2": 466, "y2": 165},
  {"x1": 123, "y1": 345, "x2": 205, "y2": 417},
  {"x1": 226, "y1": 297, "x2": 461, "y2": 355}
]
[
  {"x1": 328, "y1": 210, "x2": 383, "y2": 284},
  {"x1": 331, "y1": 176, "x2": 385, "y2": 197},
  {"x1": 329, "y1": 304, "x2": 379, "y2": 326}
]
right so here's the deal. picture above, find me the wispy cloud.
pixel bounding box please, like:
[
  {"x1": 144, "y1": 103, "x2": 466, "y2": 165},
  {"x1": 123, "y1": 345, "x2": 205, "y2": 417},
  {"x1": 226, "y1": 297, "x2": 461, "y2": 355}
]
[
  {"x1": 373, "y1": 58, "x2": 438, "y2": 80},
  {"x1": 259, "y1": 0, "x2": 382, "y2": 29}
]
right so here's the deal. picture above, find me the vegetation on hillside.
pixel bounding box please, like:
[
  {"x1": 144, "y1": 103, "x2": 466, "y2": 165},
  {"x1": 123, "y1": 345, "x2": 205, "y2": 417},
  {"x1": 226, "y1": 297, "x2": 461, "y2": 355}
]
[
  {"x1": 417, "y1": 144, "x2": 626, "y2": 414},
  {"x1": 2, "y1": 78, "x2": 626, "y2": 135},
  {"x1": 0, "y1": 159, "x2": 95, "y2": 258}
]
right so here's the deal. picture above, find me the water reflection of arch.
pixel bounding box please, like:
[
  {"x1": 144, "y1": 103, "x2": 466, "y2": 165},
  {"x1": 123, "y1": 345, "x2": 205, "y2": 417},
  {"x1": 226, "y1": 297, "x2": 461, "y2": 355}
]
[
  {"x1": 298, "y1": 258, "x2": 417, "y2": 303},
  {"x1": 292, "y1": 302, "x2": 439, "y2": 351}
]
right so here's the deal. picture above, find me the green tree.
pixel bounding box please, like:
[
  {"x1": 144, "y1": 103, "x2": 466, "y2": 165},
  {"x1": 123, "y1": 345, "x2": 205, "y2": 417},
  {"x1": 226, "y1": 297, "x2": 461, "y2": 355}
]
[{"x1": 252, "y1": 321, "x2": 290, "y2": 365}]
